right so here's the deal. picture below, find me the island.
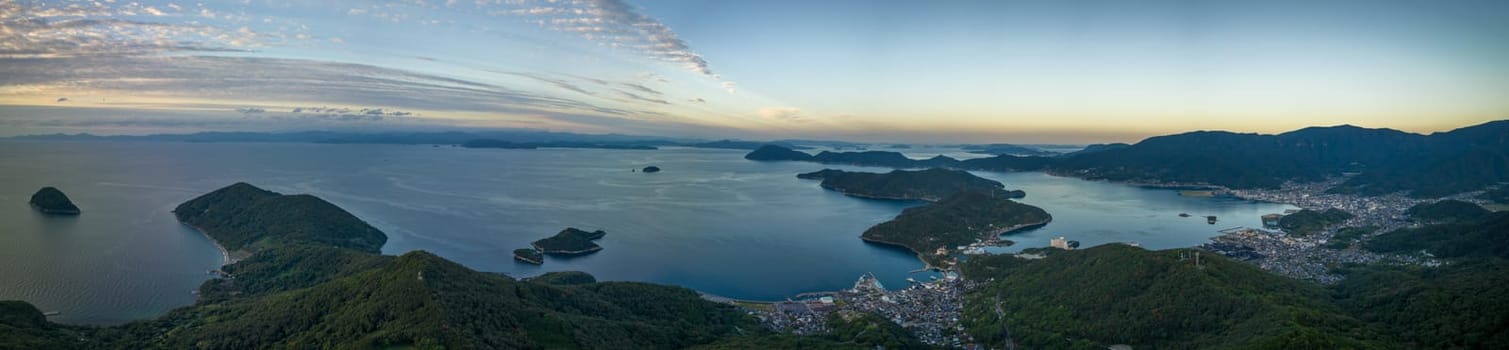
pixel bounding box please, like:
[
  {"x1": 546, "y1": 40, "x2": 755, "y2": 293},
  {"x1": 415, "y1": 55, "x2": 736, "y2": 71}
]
[
  {"x1": 642, "y1": 166, "x2": 661, "y2": 173},
  {"x1": 861, "y1": 190, "x2": 1051, "y2": 267},
  {"x1": 743, "y1": 144, "x2": 814, "y2": 161},
  {"x1": 512, "y1": 248, "x2": 544, "y2": 264},
  {"x1": 460, "y1": 139, "x2": 658, "y2": 150},
  {"x1": 173, "y1": 182, "x2": 388, "y2": 257},
  {"x1": 28, "y1": 187, "x2": 80, "y2": 215},
  {"x1": 797, "y1": 168, "x2": 1024, "y2": 201},
  {"x1": 531, "y1": 227, "x2": 607, "y2": 255}
]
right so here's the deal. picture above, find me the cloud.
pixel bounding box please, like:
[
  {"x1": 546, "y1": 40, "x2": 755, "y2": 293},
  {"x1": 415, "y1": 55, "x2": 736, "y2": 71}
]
[
  {"x1": 0, "y1": 55, "x2": 661, "y2": 121},
  {"x1": 500, "y1": 0, "x2": 730, "y2": 84},
  {"x1": 236, "y1": 107, "x2": 266, "y2": 113},
  {"x1": 619, "y1": 82, "x2": 661, "y2": 96},
  {"x1": 617, "y1": 90, "x2": 669, "y2": 105},
  {"x1": 0, "y1": 2, "x2": 262, "y2": 58},
  {"x1": 55, "y1": 97, "x2": 67, "y2": 103},
  {"x1": 688, "y1": 97, "x2": 705, "y2": 103},
  {"x1": 758, "y1": 107, "x2": 808, "y2": 122},
  {"x1": 721, "y1": 81, "x2": 737, "y2": 94}
]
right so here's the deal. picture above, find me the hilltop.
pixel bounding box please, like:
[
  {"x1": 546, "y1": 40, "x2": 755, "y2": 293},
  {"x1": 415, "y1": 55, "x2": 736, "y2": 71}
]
[{"x1": 173, "y1": 182, "x2": 387, "y2": 254}]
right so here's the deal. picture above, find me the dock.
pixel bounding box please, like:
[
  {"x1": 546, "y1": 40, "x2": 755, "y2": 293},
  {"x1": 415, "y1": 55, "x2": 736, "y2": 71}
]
[{"x1": 43, "y1": 311, "x2": 61, "y2": 317}]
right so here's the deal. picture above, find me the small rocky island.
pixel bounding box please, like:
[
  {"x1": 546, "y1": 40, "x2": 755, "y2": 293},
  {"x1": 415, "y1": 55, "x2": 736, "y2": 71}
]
[
  {"x1": 642, "y1": 166, "x2": 661, "y2": 173},
  {"x1": 797, "y1": 168, "x2": 1026, "y2": 201},
  {"x1": 513, "y1": 248, "x2": 544, "y2": 265},
  {"x1": 531, "y1": 228, "x2": 607, "y2": 256},
  {"x1": 29, "y1": 186, "x2": 81, "y2": 215}
]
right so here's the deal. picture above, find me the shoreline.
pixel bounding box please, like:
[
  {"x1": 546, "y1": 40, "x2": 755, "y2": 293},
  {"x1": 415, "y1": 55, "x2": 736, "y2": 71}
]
[
  {"x1": 861, "y1": 217, "x2": 1052, "y2": 271},
  {"x1": 181, "y1": 222, "x2": 233, "y2": 266}
]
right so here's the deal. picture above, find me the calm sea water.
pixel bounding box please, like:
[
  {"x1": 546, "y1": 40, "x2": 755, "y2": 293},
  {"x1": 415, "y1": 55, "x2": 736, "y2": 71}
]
[{"x1": 0, "y1": 141, "x2": 1293, "y2": 325}]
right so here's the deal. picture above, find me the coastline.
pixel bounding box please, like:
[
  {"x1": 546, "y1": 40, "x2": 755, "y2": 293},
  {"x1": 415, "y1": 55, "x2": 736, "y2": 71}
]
[
  {"x1": 181, "y1": 223, "x2": 233, "y2": 266},
  {"x1": 860, "y1": 217, "x2": 1052, "y2": 271}
]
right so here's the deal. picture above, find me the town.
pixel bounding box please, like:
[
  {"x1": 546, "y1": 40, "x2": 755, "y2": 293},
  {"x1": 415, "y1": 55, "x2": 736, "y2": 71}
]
[{"x1": 726, "y1": 177, "x2": 1495, "y2": 347}]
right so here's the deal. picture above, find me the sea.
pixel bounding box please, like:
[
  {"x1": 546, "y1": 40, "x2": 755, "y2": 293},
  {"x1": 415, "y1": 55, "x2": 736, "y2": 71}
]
[{"x1": 0, "y1": 141, "x2": 1295, "y2": 325}]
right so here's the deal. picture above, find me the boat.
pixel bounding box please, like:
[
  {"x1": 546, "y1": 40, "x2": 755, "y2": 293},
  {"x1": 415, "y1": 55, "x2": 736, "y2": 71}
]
[{"x1": 1179, "y1": 213, "x2": 1191, "y2": 217}]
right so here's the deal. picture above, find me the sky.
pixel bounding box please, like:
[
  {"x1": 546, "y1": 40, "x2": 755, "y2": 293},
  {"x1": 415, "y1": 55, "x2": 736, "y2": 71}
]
[{"x1": 0, "y1": 0, "x2": 1506, "y2": 143}]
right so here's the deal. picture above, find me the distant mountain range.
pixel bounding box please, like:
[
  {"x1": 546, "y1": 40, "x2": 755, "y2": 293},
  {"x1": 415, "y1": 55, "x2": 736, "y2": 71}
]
[{"x1": 748, "y1": 120, "x2": 1509, "y2": 198}]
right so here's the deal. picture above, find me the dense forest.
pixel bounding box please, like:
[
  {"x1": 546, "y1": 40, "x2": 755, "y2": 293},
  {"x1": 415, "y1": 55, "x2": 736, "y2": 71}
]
[
  {"x1": 532, "y1": 228, "x2": 608, "y2": 254},
  {"x1": 27, "y1": 186, "x2": 80, "y2": 215},
  {"x1": 1404, "y1": 200, "x2": 1491, "y2": 223},
  {"x1": 1276, "y1": 208, "x2": 1354, "y2": 237},
  {"x1": 797, "y1": 168, "x2": 1022, "y2": 201},
  {"x1": 861, "y1": 191, "x2": 1050, "y2": 266},
  {"x1": 173, "y1": 182, "x2": 387, "y2": 254},
  {"x1": 959, "y1": 245, "x2": 1381, "y2": 349}
]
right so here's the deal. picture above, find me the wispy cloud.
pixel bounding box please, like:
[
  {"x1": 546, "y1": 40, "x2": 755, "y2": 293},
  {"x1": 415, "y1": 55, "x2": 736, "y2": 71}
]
[
  {"x1": 0, "y1": 1, "x2": 261, "y2": 58},
  {"x1": 499, "y1": 0, "x2": 730, "y2": 84}
]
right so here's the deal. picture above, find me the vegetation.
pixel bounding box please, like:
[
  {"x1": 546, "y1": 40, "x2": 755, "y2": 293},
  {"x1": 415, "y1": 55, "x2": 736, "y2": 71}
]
[
  {"x1": 959, "y1": 245, "x2": 1383, "y2": 349},
  {"x1": 513, "y1": 248, "x2": 544, "y2": 264},
  {"x1": 526, "y1": 271, "x2": 597, "y2": 285},
  {"x1": 4, "y1": 182, "x2": 814, "y2": 349},
  {"x1": 797, "y1": 168, "x2": 1022, "y2": 201},
  {"x1": 748, "y1": 121, "x2": 1509, "y2": 197},
  {"x1": 532, "y1": 228, "x2": 608, "y2": 255},
  {"x1": 1367, "y1": 211, "x2": 1508, "y2": 259},
  {"x1": 28, "y1": 186, "x2": 80, "y2": 215},
  {"x1": 824, "y1": 311, "x2": 931, "y2": 349},
  {"x1": 744, "y1": 145, "x2": 814, "y2": 161},
  {"x1": 1333, "y1": 260, "x2": 1509, "y2": 349},
  {"x1": 862, "y1": 191, "x2": 1050, "y2": 266},
  {"x1": 1277, "y1": 208, "x2": 1354, "y2": 237},
  {"x1": 1323, "y1": 226, "x2": 1377, "y2": 249},
  {"x1": 173, "y1": 182, "x2": 387, "y2": 254},
  {"x1": 1405, "y1": 199, "x2": 1490, "y2": 223}
]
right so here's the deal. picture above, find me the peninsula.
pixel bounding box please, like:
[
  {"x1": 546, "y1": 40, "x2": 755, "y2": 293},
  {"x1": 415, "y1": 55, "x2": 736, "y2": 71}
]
[
  {"x1": 797, "y1": 168, "x2": 1025, "y2": 201},
  {"x1": 861, "y1": 190, "x2": 1051, "y2": 267},
  {"x1": 532, "y1": 228, "x2": 607, "y2": 255},
  {"x1": 28, "y1": 187, "x2": 80, "y2": 215}
]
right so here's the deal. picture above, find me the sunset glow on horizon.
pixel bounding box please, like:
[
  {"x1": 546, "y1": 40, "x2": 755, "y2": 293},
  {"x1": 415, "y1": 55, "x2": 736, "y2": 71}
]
[{"x1": 1, "y1": 0, "x2": 1506, "y2": 143}]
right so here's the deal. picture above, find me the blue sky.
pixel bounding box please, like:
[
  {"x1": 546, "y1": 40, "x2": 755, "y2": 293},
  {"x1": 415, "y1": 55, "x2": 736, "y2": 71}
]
[{"x1": 1, "y1": 0, "x2": 1506, "y2": 143}]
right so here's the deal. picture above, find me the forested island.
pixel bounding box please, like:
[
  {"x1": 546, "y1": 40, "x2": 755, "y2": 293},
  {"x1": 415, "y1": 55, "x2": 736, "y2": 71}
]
[
  {"x1": 797, "y1": 168, "x2": 1024, "y2": 201},
  {"x1": 861, "y1": 191, "x2": 1051, "y2": 267},
  {"x1": 0, "y1": 183, "x2": 888, "y2": 349},
  {"x1": 28, "y1": 187, "x2": 80, "y2": 215},
  {"x1": 532, "y1": 228, "x2": 608, "y2": 255}
]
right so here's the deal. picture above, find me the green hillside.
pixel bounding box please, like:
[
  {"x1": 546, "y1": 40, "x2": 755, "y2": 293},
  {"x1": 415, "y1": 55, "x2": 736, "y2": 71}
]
[
  {"x1": 1278, "y1": 208, "x2": 1354, "y2": 236},
  {"x1": 862, "y1": 191, "x2": 1050, "y2": 266},
  {"x1": 173, "y1": 182, "x2": 387, "y2": 254},
  {"x1": 1404, "y1": 199, "x2": 1491, "y2": 223},
  {"x1": 959, "y1": 245, "x2": 1382, "y2": 349}
]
